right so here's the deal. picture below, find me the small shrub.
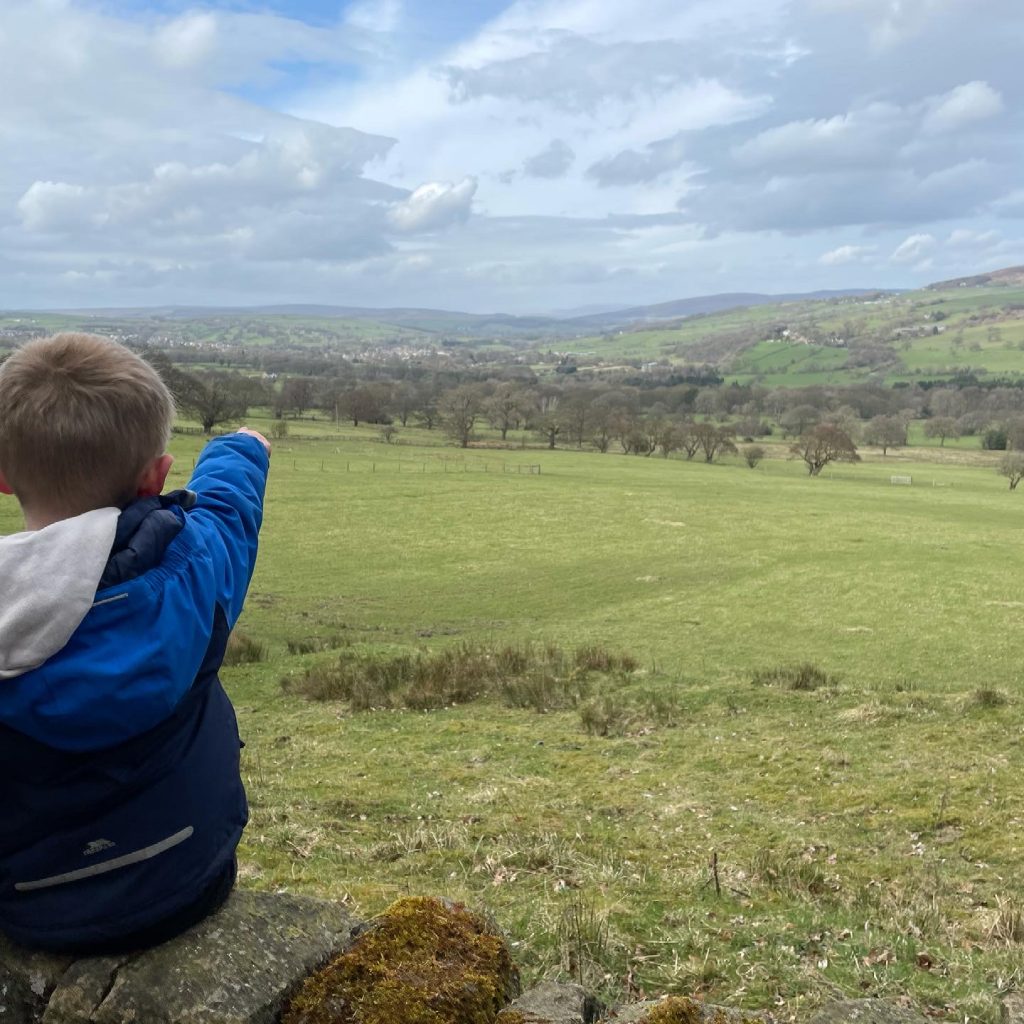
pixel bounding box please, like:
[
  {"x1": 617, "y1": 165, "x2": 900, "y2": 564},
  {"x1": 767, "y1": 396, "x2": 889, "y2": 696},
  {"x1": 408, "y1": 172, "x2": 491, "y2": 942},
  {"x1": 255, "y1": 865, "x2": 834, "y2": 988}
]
[
  {"x1": 743, "y1": 444, "x2": 766, "y2": 469},
  {"x1": 983, "y1": 427, "x2": 1008, "y2": 450},
  {"x1": 223, "y1": 631, "x2": 269, "y2": 666},
  {"x1": 751, "y1": 662, "x2": 836, "y2": 691},
  {"x1": 270, "y1": 419, "x2": 289, "y2": 440}
]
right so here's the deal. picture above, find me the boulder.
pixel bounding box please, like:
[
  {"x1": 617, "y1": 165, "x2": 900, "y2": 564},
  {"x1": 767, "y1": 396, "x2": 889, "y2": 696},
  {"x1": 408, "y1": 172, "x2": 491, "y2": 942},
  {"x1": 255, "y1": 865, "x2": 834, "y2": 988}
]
[
  {"x1": 0, "y1": 890, "x2": 359, "y2": 1024},
  {"x1": 807, "y1": 1001, "x2": 931, "y2": 1024},
  {"x1": 1003, "y1": 993, "x2": 1024, "y2": 1024},
  {"x1": 496, "y1": 979, "x2": 603, "y2": 1023}
]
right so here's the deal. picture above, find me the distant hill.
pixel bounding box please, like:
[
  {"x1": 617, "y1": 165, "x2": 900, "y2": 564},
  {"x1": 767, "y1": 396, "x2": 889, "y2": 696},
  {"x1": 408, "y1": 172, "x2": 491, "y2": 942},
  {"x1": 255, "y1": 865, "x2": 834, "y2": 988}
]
[
  {"x1": 928, "y1": 266, "x2": 1024, "y2": 290},
  {"x1": 563, "y1": 290, "x2": 891, "y2": 330},
  {"x1": 42, "y1": 290, "x2": 893, "y2": 337}
]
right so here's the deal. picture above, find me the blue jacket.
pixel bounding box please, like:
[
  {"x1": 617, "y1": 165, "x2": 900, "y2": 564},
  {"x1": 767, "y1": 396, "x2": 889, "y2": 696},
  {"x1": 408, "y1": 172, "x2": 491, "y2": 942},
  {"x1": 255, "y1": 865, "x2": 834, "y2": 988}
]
[{"x1": 0, "y1": 434, "x2": 269, "y2": 950}]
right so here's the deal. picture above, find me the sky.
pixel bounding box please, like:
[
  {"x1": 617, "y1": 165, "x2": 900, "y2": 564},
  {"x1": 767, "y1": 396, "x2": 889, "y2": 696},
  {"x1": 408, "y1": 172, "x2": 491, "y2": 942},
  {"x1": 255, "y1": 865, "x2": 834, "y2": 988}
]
[{"x1": 2, "y1": 0, "x2": 1023, "y2": 314}]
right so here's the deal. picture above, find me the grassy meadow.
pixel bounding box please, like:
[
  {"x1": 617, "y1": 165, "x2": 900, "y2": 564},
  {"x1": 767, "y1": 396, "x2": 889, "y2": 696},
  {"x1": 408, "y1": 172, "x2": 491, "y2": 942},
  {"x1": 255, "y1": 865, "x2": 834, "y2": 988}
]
[{"x1": 3, "y1": 422, "x2": 1024, "y2": 1020}]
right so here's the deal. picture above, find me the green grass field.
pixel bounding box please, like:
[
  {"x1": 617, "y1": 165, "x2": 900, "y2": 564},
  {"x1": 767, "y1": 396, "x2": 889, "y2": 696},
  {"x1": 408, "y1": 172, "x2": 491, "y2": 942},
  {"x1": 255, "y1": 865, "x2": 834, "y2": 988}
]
[{"x1": 2, "y1": 422, "x2": 1023, "y2": 1020}]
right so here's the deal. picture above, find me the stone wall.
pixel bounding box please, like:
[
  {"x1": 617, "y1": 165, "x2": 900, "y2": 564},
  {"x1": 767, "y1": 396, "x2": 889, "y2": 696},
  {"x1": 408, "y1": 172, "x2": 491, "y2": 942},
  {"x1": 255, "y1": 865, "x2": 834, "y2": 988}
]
[{"x1": 0, "y1": 893, "x2": 1001, "y2": 1024}]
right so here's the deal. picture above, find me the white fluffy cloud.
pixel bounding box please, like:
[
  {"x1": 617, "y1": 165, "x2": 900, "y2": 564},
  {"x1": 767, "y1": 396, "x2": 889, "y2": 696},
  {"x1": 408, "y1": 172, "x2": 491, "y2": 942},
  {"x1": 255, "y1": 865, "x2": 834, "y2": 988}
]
[
  {"x1": 891, "y1": 233, "x2": 937, "y2": 264},
  {"x1": 922, "y1": 81, "x2": 1004, "y2": 135},
  {"x1": 820, "y1": 245, "x2": 876, "y2": 266},
  {"x1": 388, "y1": 178, "x2": 477, "y2": 232}
]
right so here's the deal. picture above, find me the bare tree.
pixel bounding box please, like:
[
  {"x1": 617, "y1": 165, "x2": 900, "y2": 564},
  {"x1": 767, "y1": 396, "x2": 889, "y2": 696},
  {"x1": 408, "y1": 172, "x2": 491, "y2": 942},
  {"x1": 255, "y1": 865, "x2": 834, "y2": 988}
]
[
  {"x1": 863, "y1": 415, "x2": 907, "y2": 455},
  {"x1": 999, "y1": 452, "x2": 1024, "y2": 490},
  {"x1": 791, "y1": 424, "x2": 860, "y2": 476},
  {"x1": 923, "y1": 416, "x2": 960, "y2": 447},
  {"x1": 176, "y1": 372, "x2": 248, "y2": 435},
  {"x1": 485, "y1": 383, "x2": 528, "y2": 441},
  {"x1": 440, "y1": 385, "x2": 482, "y2": 448},
  {"x1": 677, "y1": 421, "x2": 702, "y2": 461},
  {"x1": 692, "y1": 422, "x2": 738, "y2": 463}
]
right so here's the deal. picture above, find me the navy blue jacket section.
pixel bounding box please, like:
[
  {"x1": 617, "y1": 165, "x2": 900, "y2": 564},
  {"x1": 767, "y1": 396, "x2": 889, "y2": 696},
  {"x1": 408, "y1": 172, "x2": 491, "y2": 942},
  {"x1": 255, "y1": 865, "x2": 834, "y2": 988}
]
[{"x1": 0, "y1": 434, "x2": 269, "y2": 951}]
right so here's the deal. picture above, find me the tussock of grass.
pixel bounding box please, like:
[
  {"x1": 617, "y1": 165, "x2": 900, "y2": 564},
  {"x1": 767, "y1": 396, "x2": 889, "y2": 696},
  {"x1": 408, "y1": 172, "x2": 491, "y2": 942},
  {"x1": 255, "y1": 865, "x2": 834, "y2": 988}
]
[
  {"x1": 751, "y1": 662, "x2": 836, "y2": 692},
  {"x1": 556, "y1": 895, "x2": 611, "y2": 989},
  {"x1": 987, "y1": 898, "x2": 1024, "y2": 945},
  {"x1": 283, "y1": 641, "x2": 638, "y2": 713},
  {"x1": 964, "y1": 686, "x2": 1009, "y2": 710},
  {"x1": 223, "y1": 631, "x2": 269, "y2": 666},
  {"x1": 749, "y1": 845, "x2": 838, "y2": 900},
  {"x1": 286, "y1": 636, "x2": 343, "y2": 656}
]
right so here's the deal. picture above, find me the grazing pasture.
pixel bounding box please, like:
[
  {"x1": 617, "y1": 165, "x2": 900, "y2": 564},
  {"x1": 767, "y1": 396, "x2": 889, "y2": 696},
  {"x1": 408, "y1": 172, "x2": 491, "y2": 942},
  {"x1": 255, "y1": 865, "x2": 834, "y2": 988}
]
[{"x1": 3, "y1": 423, "x2": 1023, "y2": 1020}]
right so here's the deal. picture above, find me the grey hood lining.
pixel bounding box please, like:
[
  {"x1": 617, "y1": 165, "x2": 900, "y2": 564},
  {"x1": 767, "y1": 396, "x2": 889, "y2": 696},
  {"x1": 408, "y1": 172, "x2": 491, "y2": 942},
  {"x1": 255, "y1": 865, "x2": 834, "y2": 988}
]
[{"x1": 0, "y1": 507, "x2": 120, "y2": 680}]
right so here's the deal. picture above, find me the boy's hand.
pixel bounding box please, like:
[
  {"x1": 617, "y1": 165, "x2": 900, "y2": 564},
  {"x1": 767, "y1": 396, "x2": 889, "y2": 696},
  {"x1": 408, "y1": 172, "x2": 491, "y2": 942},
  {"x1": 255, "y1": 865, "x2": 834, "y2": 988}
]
[{"x1": 237, "y1": 427, "x2": 271, "y2": 457}]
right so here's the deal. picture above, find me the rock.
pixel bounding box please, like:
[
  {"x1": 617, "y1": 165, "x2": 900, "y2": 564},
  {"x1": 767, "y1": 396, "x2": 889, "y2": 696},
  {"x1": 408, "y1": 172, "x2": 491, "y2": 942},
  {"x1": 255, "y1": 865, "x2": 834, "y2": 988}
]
[
  {"x1": 2, "y1": 890, "x2": 359, "y2": 1024},
  {"x1": 496, "y1": 979, "x2": 603, "y2": 1023},
  {"x1": 807, "y1": 1000, "x2": 931, "y2": 1024},
  {"x1": 283, "y1": 895, "x2": 521, "y2": 1024},
  {"x1": 0, "y1": 945, "x2": 73, "y2": 1023},
  {"x1": 603, "y1": 995, "x2": 771, "y2": 1023},
  {"x1": 1003, "y1": 993, "x2": 1024, "y2": 1024}
]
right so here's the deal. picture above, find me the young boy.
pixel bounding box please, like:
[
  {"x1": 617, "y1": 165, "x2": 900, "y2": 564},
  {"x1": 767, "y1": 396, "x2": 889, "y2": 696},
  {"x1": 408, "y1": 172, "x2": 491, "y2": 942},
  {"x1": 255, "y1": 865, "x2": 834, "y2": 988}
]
[{"x1": 0, "y1": 332, "x2": 270, "y2": 953}]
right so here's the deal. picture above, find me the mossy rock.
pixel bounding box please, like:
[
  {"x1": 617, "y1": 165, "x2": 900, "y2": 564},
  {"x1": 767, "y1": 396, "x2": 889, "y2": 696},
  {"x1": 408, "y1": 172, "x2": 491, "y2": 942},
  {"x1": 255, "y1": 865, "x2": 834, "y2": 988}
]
[{"x1": 283, "y1": 895, "x2": 521, "y2": 1024}]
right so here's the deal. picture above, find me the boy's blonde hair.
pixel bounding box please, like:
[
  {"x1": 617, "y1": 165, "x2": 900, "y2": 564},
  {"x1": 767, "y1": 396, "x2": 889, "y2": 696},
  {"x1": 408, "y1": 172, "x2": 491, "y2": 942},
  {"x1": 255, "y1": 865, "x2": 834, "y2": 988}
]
[{"x1": 0, "y1": 333, "x2": 175, "y2": 516}]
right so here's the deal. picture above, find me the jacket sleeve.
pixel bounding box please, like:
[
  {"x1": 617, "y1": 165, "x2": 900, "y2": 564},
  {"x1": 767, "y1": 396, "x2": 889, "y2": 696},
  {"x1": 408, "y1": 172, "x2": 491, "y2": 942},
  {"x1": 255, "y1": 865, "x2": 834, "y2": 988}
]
[{"x1": 185, "y1": 434, "x2": 270, "y2": 628}]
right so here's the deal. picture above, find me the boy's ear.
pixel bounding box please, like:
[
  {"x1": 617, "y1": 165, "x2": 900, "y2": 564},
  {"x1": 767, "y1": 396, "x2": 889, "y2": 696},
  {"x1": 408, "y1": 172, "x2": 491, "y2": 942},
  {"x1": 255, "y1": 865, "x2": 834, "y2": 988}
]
[
  {"x1": 0, "y1": 469, "x2": 13, "y2": 496},
  {"x1": 136, "y1": 454, "x2": 175, "y2": 499}
]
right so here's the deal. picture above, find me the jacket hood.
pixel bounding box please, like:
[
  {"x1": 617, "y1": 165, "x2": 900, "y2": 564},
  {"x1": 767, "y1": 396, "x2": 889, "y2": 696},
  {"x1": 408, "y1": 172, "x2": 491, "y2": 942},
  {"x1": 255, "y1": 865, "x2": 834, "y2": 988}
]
[{"x1": 0, "y1": 508, "x2": 120, "y2": 680}]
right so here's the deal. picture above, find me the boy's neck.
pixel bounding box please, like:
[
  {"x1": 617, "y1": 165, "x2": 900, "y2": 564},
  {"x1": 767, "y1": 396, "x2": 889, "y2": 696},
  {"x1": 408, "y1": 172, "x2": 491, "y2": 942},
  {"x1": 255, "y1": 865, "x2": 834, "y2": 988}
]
[{"x1": 23, "y1": 509, "x2": 66, "y2": 532}]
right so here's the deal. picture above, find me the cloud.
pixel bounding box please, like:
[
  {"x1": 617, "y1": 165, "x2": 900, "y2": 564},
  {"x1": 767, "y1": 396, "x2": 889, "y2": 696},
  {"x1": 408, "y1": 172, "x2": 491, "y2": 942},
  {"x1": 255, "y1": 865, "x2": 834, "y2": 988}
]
[
  {"x1": 4, "y1": 0, "x2": 1024, "y2": 311},
  {"x1": 891, "y1": 233, "x2": 937, "y2": 264},
  {"x1": 156, "y1": 12, "x2": 218, "y2": 70},
  {"x1": 820, "y1": 245, "x2": 876, "y2": 265},
  {"x1": 803, "y1": 0, "x2": 971, "y2": 48},
  {"x1": 587, "y1": 134, "x2": 692, "y2": 187},
  {"x1": 523, "y1": 139, "x2": 575, "y2": 178},
  {"x1": 388, "y1": 178, "x2": 477, "y2": 232},
  {"x1": 922, "y1": 81, "x2": 1004, "y2": 135},
  {"x1": 345, "y1": 0, "x2": 403, "y2": 34}
]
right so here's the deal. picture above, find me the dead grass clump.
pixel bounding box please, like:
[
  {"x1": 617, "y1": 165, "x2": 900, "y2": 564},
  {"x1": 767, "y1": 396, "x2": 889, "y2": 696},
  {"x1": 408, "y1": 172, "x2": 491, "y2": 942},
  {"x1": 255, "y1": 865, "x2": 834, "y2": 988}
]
[
  {"x1": 579, "y1": 694, "x2": 633, "y2": 737},
  {"x1": 751, "y1": 663, "x2": 836, "y2": 691},
  {"x1": 223, "y1": 631, "x2": 269, "y2": 666},
  {"x1": 964, "y1": 686, "x2": 1010, "y2": 710},
  {"x1": 987, "y1": 898, "x2": 1024, "y2": 945}
]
